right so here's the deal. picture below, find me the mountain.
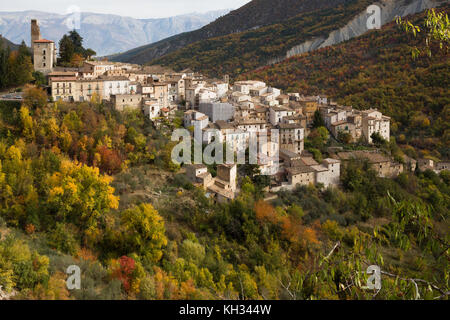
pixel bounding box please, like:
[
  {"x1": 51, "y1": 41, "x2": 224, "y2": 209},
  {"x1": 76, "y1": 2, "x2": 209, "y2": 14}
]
[
  {"x1": 110, "y1": 0, "x2": 356, "y2": 64},
  {"x1": 0, "y1": 10, "x2": 230, "y2": 56},
  {"x1": 0, "y1": 35, "x2": 20, "y2": 51},
  {"x1": 242, "y1": 5, "x2": 449, "y2": 158},
  {"x1": 146, "y1": 0, "x2": 442, "y2": 78}
]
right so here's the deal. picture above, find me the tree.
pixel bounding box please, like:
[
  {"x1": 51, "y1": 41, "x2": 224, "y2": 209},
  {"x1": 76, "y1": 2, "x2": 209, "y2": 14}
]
[
  {"x1": 396, "y1": 8, "x2": 449, "y2": 58},
  {"x1": 23, "y1": 85, "x2": 47, "y2": 109},
  {"x1": 68, "y1": 30, "x2": 84, "y2": 54},
  {"x1": 58, "y1": 35, "x2": 75, "y2": 66},
  {"x1": 119, "y1": 203, "x2": 167, "y2": 263},
  {"x1": 11, "y1": 42, "x2": 33, "y2": 86},
  {"x1": 96, "y1": 145, "x2": 122, "y2": 174},
  {"x1": 70, "y1": 53, "x2": 84, "y2": 67},
  {"x1": 19, "y1": 105, "x2": 34, "y2": 140},
  {"x1": 371, "y1": 132, "x2": 387, "y2": 146},
  {"x1": 337, "y1": 131, "x2": 352, "y2": 144},
  {"x1": 32, "y1": 71, "x2": 47, "y2": 86},
  {"x1": 59, "y1": 30, "x2": 96, "y2": 64},
  {"x1": 46, "y1": 159, "x2": 119, "y2": 244},
  {"x1": 84, "y1": 48, "x2": 97, "y2": 60},
  {"x1": 0, "y1": 43, "x2": 11, "y2": 88},
  {"x1": 312, "y1": 110, "x2": 325, "y2": 128}
]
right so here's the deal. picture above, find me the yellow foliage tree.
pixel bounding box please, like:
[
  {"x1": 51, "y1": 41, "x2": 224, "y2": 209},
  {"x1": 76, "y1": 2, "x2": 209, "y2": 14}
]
[
  {"x1": 119, "y1": 203, "x2": 167, "y2": 263},
  {"x1": 19, "y1": 106, "x2": 34, "y2": 140},
  {"x1": 46, "y1": 159, "x2": 119, "y2": 244}
]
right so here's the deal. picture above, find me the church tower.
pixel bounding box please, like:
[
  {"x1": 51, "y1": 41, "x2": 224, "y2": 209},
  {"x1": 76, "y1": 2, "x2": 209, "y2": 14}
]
[
  {"x1": 31, "y1": 19, "x2": 41, "y2": 53},
  {"x1": 31, "y1": 19, "x2": 55, "y2": 75}
]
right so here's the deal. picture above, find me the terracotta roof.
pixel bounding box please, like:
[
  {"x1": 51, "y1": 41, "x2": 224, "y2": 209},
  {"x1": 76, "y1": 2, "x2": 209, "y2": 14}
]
[
  {"x1": 50, "y1": 77, "x2": 77, "y2": 81},
  {"x1": 300, "y1": 157, "x2": 319, "y2": 166},
  {"x1": 99, "y1": 75, "x2": 129, "y2": 81},
  {"x1": 323, "y1": 158, "x2": 341, "y2": 164},
  {"x1": 286, "y1": 166, "x2": 315, "y2": 175},
  {"x1": 188, "y1": 164, "x2": 207, "y2": 169},
  {"x1": 337, "y1": 151, "x2": 390, "y2": 163},
  {"x1": 48, "y1": 71, "x2": 77, "y2": 76},
  {"x1": 34, "y1": 39, "x2": 53, "y2": 43},
  {"x1": 279, "y1": 123, "x2": 303, "y2": 129},
  {"x1": 280, "y1": 149, "x2": 302, "y2": 159},
  {"x1": 215, "y1": 120, "x2": 235, "y2": 130},
  {"x1": 311, "y1": 165, "x2": 328, "y2": 172}
]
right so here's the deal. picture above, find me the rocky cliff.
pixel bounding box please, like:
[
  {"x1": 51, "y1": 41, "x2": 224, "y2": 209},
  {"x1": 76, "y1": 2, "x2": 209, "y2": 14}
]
[{"x1": 271, "y1": 0, "x2": 443, "y2": 64}]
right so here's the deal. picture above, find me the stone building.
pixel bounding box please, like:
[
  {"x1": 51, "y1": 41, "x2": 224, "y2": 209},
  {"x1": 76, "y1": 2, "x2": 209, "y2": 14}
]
[
  {"x1": 49, "y1": 77, "x2": 77, "y2": 101},
  {"x1": 362, "y1": 109, "x2": 390, "y2": 143},
  {"x1": 199, "y1": 102, "x2": 235, "y2": 123},
  {"x1": 207, "y1": 164, "x2": 237, "y2": 203},
  {"x1": 286, "y1": 166, "x2": 316, "y2": 187},
  {"x1": 31, "y1": 20, "x2": 56, "y2": 75},
  {"x1": 111, "y1": 94, "x2": 142, "y2": 111},
  {"x1": 100, "y1": 76, "x2": 131, "y2": 100},
  {"x1": 186, "y1": 164, "x2": 213, "y2": 189},
  {"x1": 278, "y1": 123, "x2": 304, "y2": 155},
  {"x1": 336, "y1": 151, "x2": 402, "y2": 178}
]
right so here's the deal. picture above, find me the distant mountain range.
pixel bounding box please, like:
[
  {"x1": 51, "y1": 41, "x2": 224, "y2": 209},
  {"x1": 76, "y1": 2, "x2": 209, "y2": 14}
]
[{"x1": 0, "y1": 10, "x2": 230, "y2": 56}]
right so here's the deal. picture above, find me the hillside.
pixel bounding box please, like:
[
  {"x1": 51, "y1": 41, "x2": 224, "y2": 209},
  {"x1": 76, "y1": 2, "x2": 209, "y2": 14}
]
[
  {"x1": 0, "y1": 35, "x2": 19, "y2": 51},
  {"x1": 148, "y1": 0, "x2": 441, "y2": 78},
  {"x1": 0, "y1": 91, "x2": 448, "y2": 300},
  {"x1": 242, "y1": 7, "x2": 449, "y2": 160},
  {"x1": 0, "y1": 10, "x2": 229, "y2": 56},
  {"x1": 110, "y1": 0, "x2": 355, "y2": 64}
]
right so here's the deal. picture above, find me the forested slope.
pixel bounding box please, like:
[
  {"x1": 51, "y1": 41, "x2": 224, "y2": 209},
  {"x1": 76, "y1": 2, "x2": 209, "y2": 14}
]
[
  {"x1": 242, "y1": 7, "x2": 450, "y2": 160},
  {"x1": 111, "y1": 0, "x2": 358, "y2": 64}
]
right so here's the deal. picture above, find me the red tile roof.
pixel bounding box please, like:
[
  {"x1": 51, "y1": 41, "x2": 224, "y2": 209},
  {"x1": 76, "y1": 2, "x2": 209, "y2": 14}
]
[{"x1": 34, "y1": 39, "x2": 54, "y2": 43}]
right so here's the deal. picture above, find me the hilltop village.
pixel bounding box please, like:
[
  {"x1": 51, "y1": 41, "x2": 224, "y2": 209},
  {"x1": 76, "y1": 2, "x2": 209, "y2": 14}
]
[{"x1": 31, "y1": 19, "x2": 447, "y2": 203}]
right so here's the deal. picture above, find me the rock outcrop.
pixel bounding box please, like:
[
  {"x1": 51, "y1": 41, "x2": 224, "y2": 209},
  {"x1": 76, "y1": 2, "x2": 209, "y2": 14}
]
[{"x1": 271, "y1": 0, "x2": 443, "y2": 64}]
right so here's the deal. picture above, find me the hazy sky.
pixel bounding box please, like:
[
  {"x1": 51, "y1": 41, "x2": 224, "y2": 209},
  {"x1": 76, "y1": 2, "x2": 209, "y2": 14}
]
[{"x1": 0, "y1": 0, "x2": 252, "y2": 18}]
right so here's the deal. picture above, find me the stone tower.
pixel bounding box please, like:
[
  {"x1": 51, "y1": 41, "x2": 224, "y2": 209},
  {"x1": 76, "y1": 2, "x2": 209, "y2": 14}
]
[
  {"x1": 217, "y1": 164, "x2": 237, "y2": 193},
  {"x1": 31, "y1": 19, "x2": 41, "y2": 52},
  {"x1": 31, "y1": 19, "x2": 55, "y2": 75}
]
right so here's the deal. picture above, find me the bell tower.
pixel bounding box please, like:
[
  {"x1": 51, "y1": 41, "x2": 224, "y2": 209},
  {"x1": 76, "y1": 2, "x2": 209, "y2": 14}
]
[{"x1": 31, "y1": 19, "x2": 41, "y2": 53}]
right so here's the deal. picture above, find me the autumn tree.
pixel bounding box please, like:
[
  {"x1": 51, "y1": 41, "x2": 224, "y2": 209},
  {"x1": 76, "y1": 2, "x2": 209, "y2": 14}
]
[
  {"x1": 46, "y1": 159, "x2": 119, "y2": 244},
  {"x1": 23, "y1": 85, "x2": 47, "y2": 109},
  {"x1": 11, "y1": 42, "x2": 33, "y2": 86},
  {"x1": 119, "y1": 203, "x2": 167, "y2": 264},
  {"x1": 397, "y1": 8, "x2": 449, "y2": 58}
]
